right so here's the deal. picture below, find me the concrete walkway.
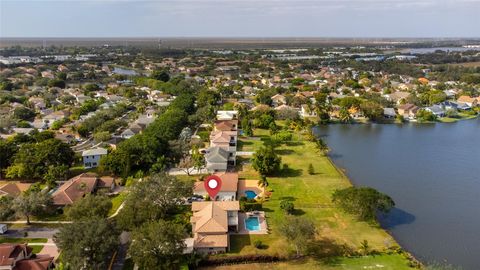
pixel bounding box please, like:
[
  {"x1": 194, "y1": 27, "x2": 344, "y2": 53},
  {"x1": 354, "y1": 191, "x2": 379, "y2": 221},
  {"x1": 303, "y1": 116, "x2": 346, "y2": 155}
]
[
  {"x1": 108, "y1": 202, "x2": 125, "y2": 219},
  {"x1": 237, "y1": 151, "x2": 254, "y2": 156}
]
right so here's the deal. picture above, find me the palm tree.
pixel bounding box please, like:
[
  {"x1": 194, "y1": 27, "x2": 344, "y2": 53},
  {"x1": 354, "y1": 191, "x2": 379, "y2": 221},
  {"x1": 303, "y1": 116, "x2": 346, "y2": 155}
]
[
  {"x1": 339, "y1": 107, "x2": 352, "y2": 123},
  {"x1": 258, "y1": 175, "x2": 269, "y2": 187},
  {"x1": 359, "y1": 239, "x2": 370, "y2": 255}
]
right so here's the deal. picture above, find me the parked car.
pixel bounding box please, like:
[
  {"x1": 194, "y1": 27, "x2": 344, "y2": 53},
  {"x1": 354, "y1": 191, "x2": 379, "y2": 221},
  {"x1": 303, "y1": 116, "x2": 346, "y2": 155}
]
[{"x1": 0, "y1": 224, "x2": 7, "y2": 234}]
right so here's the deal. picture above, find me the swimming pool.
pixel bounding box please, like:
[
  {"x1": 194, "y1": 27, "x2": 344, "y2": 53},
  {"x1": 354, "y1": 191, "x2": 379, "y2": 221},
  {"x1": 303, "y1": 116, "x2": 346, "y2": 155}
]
[
  {"x1": 245, "y1": 216, "x2": 261, "y2": 231},
  {"x1": 244, "y1": 190, "x2": 257, "y2": 199}
]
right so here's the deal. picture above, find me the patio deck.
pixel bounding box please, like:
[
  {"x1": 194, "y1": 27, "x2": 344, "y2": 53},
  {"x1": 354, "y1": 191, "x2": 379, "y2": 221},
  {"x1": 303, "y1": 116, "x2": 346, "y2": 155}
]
[{"x1": 237, "y1": 180, "x2": 265, "y2": 199}]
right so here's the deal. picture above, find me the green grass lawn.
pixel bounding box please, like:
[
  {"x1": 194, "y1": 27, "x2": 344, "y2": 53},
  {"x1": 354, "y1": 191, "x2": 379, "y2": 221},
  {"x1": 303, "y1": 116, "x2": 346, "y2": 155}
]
[
  {"x1": 0, "y1": 238, "x2": 48, "y2": 253},
  {"x1": 201, "y1": 254, "x2": 413, "y2": 270},
  {"x1": 438, "y1": 113, "x2": 478, "y2": 123},
  {"x1": 108, "y1": 192, "x2": 128, "y2": 216},
  {"x1": 227, "y1": 127, "x2": 414, "y2": 268}
]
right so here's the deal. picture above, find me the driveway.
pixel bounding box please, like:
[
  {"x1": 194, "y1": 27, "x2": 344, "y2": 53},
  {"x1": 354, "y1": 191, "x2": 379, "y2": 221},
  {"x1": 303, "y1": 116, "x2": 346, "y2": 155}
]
[{"x1": 37, "y1": 239, "x2": 60, "y2": 259}]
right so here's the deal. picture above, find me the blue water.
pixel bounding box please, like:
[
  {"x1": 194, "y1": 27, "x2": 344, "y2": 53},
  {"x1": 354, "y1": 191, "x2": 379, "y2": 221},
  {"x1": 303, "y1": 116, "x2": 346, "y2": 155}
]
[
  {"x1": 245, "y1": 190, "x2": 257, "y2": 199},
  {"x1": 315, "y1": 119, "x2": 480, "y2": 269},
  {"x1": 112, "y1": 67, "x2": 138, "y2": 76},
  {"x1": 245, "y1": 217, "x2": 261, "y2": 231}
]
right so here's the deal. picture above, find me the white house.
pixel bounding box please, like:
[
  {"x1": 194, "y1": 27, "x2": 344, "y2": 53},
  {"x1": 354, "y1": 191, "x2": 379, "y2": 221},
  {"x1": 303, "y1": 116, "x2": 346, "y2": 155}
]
[
  {"x1": 82, "y1": 147, "x2": 108, "y2": 168},
  {"x1": 216, "y1": 110, "x2": 238, "y2": 121},
  {"x1": 300, "y1": 104, "x2": 317, "y2": 118}
]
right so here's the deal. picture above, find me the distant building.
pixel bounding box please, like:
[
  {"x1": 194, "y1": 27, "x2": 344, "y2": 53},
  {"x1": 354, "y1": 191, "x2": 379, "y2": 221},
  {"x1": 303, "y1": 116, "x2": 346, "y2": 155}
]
[
  {"x1": 216, "y1": 110, "x2": 238, "y2": 121},
  {"x1": 82, "y1": 147, "x2": 108, "y2": 168}
]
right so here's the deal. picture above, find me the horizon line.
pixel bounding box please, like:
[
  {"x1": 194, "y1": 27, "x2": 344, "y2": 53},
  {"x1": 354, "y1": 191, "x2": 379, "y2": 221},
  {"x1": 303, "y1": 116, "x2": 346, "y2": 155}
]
[{"x1": 2, "y1": 36, "x2": 480, "y2": 40}]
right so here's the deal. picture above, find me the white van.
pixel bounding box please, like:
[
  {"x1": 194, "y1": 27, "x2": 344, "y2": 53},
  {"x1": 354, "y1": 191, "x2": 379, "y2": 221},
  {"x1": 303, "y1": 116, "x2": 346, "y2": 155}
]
[{"x1": 0, "y1": 224, "x2": 7, "y2": 234}]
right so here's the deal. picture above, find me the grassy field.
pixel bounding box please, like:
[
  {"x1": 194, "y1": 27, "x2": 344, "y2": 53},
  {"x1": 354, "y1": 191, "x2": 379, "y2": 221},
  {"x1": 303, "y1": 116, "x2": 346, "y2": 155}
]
[
  {"x1": 108, "y1": 192, "x2": 128, "y2": 216},
  {"x1": 224, "y1": 127, "x2": 414, "y2": 268},
  {"x1": 202, "y1": 254, "x2": 413, "y2": 270},
  {"x1": 438, "y1": 113, "x2": 478, "y2": 123}
]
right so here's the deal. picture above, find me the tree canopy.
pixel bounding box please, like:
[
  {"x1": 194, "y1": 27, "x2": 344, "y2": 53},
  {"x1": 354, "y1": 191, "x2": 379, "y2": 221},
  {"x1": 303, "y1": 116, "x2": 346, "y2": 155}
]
[
  {"x1": 12, "y1": 189, "x2": 52, "y2": 224},
  {"x1": 117, "y1": 173, "x2": 192, "y2": 230},
  {"x1": 65, "y1": 194, "x2": 112, "y2": 221},
  {"x1": 332, "y1": 187, "x2": 395, "y2": 221},
  {"x1": 251, "y1": 146, "x2": 281, "y2": 176},
  {"x1": 6, "y1": 138, "x2": 75, "y2": 180},
  {"x1": 54, "y1": 219, "x2": 119, "y2": 270},
  {"x1": 278, "y1": 216, "x2": 316, "y2": 256},
  {"x1": 129, "y1": 220, "x2": 186, "y2": 270}
]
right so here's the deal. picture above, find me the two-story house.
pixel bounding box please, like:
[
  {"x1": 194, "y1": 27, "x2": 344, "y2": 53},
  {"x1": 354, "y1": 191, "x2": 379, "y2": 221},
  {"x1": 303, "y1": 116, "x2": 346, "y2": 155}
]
[
  {"x1": 190, "y1": 201, "x2": 240, "y2": 253},
  {"x1": 193, "y1": 173, "x2": 238, "y2": 201},
  {"x1": 82, "y1": 147, "x2": 108, "y2": 168}
]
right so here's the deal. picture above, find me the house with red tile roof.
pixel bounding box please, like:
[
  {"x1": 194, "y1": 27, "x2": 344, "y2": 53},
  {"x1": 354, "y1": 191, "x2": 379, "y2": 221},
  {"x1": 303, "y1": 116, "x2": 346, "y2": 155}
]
[
  {"x1": 0, "y1": 243, "x2": 54, "y2": 270},
  {"x1": 190, "y1": 201, "x2": 240, "y2": 253},
  {"x1": 51, "y1": 173, "x2": 116, "y2": 206},
  {"x1": 0, "y1": 182, "x2": 31, "y2": 198},
  {"x1": 193, "y1": 173, "x2": 238, "y2": 201}
]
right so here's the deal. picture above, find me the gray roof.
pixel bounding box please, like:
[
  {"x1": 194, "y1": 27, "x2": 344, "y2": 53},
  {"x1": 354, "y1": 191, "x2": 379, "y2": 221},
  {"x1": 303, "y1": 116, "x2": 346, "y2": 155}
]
[
  {"x1": 204, "y1": 146, "x2": 229, "y2": 162},
  {"x1": 383, "y1": 108, "x2": 396, "y2": 117},
  {"x1": 82, "y1": 147, "x2": 108, "y2": 157}
]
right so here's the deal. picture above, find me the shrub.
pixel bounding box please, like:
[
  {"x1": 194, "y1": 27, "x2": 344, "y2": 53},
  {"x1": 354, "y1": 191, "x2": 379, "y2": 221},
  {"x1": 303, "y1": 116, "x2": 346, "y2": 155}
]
[
  {"x1": 253, "y1": 240, "x2": 263, "y2": 249},
  {"x1": 240, "y1": 202, "x2": 262, "y2": 212},
  {"x1": 197, "y1": 131, "x2": 210, "y2": 142},
  {"x1": 308, "y1": 163, "x2": 314, "y2": 175},
  {"x1": 280, "y1": 200, "x2": 294, "y2": 214},
  {"x1": 198, "y1": 255, "x2": 283, "y2": 266}
]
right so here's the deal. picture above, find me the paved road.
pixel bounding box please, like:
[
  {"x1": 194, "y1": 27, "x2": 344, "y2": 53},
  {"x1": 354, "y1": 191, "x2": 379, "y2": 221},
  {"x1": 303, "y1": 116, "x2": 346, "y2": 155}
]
[
  {"x1": 0, "y1": 220, "x2": 72, "y2": 224},
  {"x1": 111, "y1": 232, "x2": 131, "y2": 270},
  {"x1": 3, "y1": 226, "x2": 59, "y2": 239}
]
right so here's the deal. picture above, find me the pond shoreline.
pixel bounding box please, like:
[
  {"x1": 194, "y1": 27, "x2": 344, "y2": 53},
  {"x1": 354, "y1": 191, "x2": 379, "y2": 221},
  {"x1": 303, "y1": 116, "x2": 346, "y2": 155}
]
[{"x1": 324, "y1": 153, "x2": 423, "y2": 267}]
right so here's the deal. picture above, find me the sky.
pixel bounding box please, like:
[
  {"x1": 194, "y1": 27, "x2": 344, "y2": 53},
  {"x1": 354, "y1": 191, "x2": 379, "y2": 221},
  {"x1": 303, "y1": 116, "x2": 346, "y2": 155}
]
[{"x1": 0, "y1": 0, "x2": 479, "y2": 38}]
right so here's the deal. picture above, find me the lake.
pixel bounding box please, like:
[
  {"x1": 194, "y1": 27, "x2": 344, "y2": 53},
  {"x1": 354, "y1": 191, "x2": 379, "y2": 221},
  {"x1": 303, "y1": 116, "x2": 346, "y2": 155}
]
[
  {"x1": 315, "y1": 119, "x2": 480, "y2": 269},
  {"x1": 112, "y1": 67, "x2": 138, "y2": 76},
  {"x1": 401, "y1": 47, "x2": 480, "y2": 54}
]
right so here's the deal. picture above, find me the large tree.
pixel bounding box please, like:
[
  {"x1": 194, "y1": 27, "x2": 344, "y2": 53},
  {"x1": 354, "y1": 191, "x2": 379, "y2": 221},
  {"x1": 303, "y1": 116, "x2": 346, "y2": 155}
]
[
  {"x1": 332, "y1": 187, "x2": 395, "y2": 221},
  {"x1": 251, "y1": 146, "x2": 281, "y2": 176},
  {"x1": 65, "y1": 195, "x2": 112, "y2": 221},
  {"x1": 6, "y1": 138, "x2": 75, "y2": 180},
  {"x1": 278, "y1": 216, "x2": 316, "y2": 256},
  {"x1": 117, "y1": 173, "x2": 192, "y2": 230},
  {"x1": 0, "y1": 196, "x2": 15, "y2": 220},
  {"x1": 313, "y1": 92, "x2": 331, "y2": 123},
  {"x1": 12, "y1": 189, "x2": 51, "y2": 224},
  {"x1": 0, "y1": 139, "x2": 17, "y2": 177},
  {"x1": 151, "y1": 70, "x2": 170, "y2": 82},
  {"x1": 129, "y1": 220, "x2": 186, "y2": 269},
  {"x1": 54, "y1": 219, "x2": 118, "y2": 270},
  {"x1": 13, "y1": 107, "x2": 35, "y2": 121}
]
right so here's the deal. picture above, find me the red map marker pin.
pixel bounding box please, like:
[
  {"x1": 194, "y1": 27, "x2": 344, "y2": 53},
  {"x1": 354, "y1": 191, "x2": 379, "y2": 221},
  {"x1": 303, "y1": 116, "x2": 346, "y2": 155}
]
[{"x1": 204, "y1": 175, "x2": 222, "y2": 200}]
